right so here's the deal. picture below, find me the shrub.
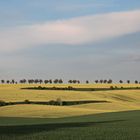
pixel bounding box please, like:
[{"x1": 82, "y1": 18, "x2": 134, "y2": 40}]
[
  {"x1": 68, "y1": 86, "x2": 73, "y2": 90},
  {"x1": 52, "y1": 86, "x2": 56, "y2": 90},
  {"x1": 0, "y1": 100, "x2": 6, "y2": 106},
  {"x1": 110, "y1": 86, "x2": 114, "y2": 90},
  {"x1": 48, "y1": 98, "x2": 63, "y2": 106},
  {"x1": 49, "y1": 100, "x2": 56, "y2": 105},
  {"x1": 24, "y1": 99, "x2": 30, "y2": 104},
  {"x1": 8, "y1": 102, "x2": 14, "y2": 105},
  {"x1": 38, "y1": 86, "x2": 43, "y2": 89}
]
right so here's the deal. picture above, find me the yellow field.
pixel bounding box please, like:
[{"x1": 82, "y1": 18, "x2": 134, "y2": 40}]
[{"x1": 0, "y1": 84, "x2": 140, "y2": 118}]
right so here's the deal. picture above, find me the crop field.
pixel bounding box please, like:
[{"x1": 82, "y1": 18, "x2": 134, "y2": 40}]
[
  {"x1": 0, "y1": 84, "x2": 140, "y2": 118},
  {"x1": 0, "y1": 84, "x2": 140, "y2": 140},
  {"x1": 1, "y1": 0, "x2": 140, "y2": 139},
  {"x1": 0, "y1": 110, "x2": 140, "y2": 140}
]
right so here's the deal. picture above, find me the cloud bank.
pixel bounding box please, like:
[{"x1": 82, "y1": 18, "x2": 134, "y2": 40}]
[{"x1": 0, "y1": 10, "x2": 140, "y2": 52}]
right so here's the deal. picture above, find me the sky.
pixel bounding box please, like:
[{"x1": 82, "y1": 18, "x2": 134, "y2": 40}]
[{"x1": 0, "y1": 0, "x2": 140, "y2": 82}]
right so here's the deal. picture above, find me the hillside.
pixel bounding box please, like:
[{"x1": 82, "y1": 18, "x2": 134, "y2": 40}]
[{"x1": 0, "y1": 84, "x2": 140, "y2": 118}]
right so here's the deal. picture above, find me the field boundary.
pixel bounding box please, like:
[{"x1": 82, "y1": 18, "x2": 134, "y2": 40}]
[
  {"x1": 21, "y1": 86, "x2": 140, "y2": 91},
  {"x1": 0, "y1": 100, "x2": 110, "y2": 107}
]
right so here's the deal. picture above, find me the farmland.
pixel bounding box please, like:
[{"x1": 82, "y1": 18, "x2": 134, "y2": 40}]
[
  {"x1": 0, "y1": 110, "x2": 140, "y2": 140},
  {"x1": 0, "y1": 84, "x2": 140, "y2": 139}
]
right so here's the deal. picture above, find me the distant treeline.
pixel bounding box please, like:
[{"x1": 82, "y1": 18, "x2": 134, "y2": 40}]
[
  {"x1": 0, "y1": 99, "x2": 109, "y2": 107},
  {"x1": 0, "y1": 79, "x2": 140, "y2": 84},
  {"x1": 21, "y1": 86, "x2": 140, "y2": 91}
]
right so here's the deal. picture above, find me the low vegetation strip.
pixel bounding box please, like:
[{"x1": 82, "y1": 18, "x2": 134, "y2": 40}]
[
  {"x1": 0, "y1": 100, "x2": 109, "y2": 107},
  {"x1": 21, "y1": 86, "x2": 140, "y2": 91}
]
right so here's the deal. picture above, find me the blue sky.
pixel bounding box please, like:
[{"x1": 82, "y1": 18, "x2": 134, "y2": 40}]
[
  {"x1": 0, "y1": 0, "x2": 140, "y2": 26},
  {"x1": 0, "y1": 0, "x2": 140, "y2": 82}
]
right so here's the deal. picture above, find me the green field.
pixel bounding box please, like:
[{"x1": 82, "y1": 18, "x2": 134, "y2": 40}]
[
  {"x1": 0, "y1": 84, "x2": 140, "y2": 140},
  {"x1": 0, "y1": 110, "x2": 140, "y2": 140}
]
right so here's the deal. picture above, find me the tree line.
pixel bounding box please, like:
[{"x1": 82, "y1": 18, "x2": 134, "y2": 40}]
[{"x1": 0, "y1": 79, "x2": 140, "y2": 84}]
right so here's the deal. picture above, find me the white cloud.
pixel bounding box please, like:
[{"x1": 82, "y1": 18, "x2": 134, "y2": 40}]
[{"x1": 0, "y1": 10, "x2": 140, "y2": 52}]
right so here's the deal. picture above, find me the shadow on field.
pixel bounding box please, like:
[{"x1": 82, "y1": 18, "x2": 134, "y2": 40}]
[{"x1": 0, "y1": 120, "x2": 125, "y2": 135}]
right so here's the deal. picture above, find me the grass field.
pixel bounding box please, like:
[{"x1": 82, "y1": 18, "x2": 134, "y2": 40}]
[
  {"x1": 0, "y1": 110, "x2": 140, "y2": 140},
  {"x1": 0, "y1": 84, "x2": 140, "y2": 140}
]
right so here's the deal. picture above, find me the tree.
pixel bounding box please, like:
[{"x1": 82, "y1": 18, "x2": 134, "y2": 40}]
[
  {"x1": 54, "y1": 79, "x2": 59, "y2": 84},
  {"x1": 73, "y1": 80, "x2": 77, "y2": 84},
  {"x1": 127, "y1": 80, "x2": 130, "y2": 84},
  {"x1": 19, "y1": 79, "x2": 26, "y2": 84},
  {"x1": 103, "y1": 80, "x2": 107, "y2": 83},
  {"x1": 108, "y1": 79, "x2": 113, "y2": 84},
  {"x1": 23, "y1": 79, "x2": 26, "y2": 84},
  {"x1": 39, "y1": 79, "x2": 43, "y2": 84},
  {"x1": 11, "y1": 79, "x2": 15, "y2": 84},
  {"x1": 1, "y1": 80, "x2": 5, "y2": 84},
  {"x1": 19, "y1": 80, "x2": 23, "y2": 84},
  {"x1": 28, "y1": 79, "x2": 34, "y2": 84},
  {"x1": 135, "y1": 80, "x2": 138, "y2": 84},
  {"x1": 35, "y1": 79, "x2": 39, "y2": 84},
  {"x1": 49, "y1": 79, "x2": 52, "y2": 84},
  {"x1": 44, "y1": 80, "x2": 49, "y2": 84},
  {"x1": 59, "y1": 79, "x2": 63, "y2": 84},
  {"x1": 68, "y1": 80, "x2": 72, "y2": 83},
  {"x1": 100, "y1": 80, "x2": 103, "y2": 83},
  {"x1": 77, "y1": 80, "x2": 80, "y2": 84},
  {"x1": 95, "y1": 80, "x2": 98, "y2": 84},
  {"x1": 6, "y1": 80, "x2": 10, "y2": 84},
  {"x1": 86, "y1": 80, "x2": 89, "y2": 84},
  {"x1": 119, "y1": 80, "x2": 123, "y2": 84}
]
